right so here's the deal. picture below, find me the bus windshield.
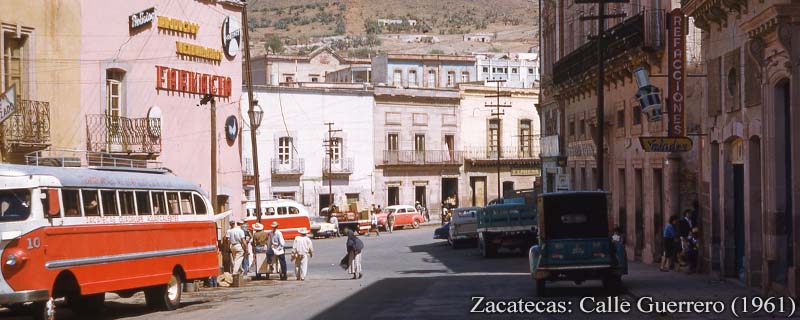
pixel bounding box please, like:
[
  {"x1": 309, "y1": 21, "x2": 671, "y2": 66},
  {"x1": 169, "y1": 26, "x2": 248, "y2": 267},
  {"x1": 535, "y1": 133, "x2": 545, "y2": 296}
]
[{"x1": 0, "y1": 189, "x2": 32, "y2": 222}]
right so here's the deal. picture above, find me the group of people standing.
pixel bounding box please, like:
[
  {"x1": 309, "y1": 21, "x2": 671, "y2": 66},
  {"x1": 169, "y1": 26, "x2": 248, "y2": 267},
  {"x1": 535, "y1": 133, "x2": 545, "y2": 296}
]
[
  {"x1": 224, "y1": 218, "x2": 366, "y2": 281},
  {"x1": 224, "y1": 220, "x2": 315, "y2": 281},
  {"x1": 661, "y1": 206, "x2": 700, "y2": 273}
]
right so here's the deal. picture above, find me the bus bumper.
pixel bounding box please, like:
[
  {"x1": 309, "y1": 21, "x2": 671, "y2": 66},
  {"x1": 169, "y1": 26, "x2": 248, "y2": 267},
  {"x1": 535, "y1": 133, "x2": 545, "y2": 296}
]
[{"x1": 0, "y1": 289, "x2": 49, "y2": 305}]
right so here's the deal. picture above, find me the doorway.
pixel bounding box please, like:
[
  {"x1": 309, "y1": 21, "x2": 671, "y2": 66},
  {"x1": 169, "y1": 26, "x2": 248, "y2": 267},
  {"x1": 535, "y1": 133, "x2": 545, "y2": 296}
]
[
  {"x1": 319, "y1": 194, "x2": 331, "y2": 213},
  {"x1": 415, "y1": 186, "x2": 427, "y2": 208},
  {"x1": 546, "y1": 172, "x2": 555, "y2": 193},
  {"x1": 387, "y1": 187, "x2": 399, "y2": 206},
  {"x1": 634, "y1": 169, "x2": 644, "y2": 260},
  {"x1": 734, "y1": 163, "x2": 745, "y2": 281},
  {"x1": 502, "y1": 181, "x2": 515, "y2": 198},
  {"x1": 617, "y1": 169, "x2": 627, "y2": 235},
  {"x1": 471, "y1": 176, "x2": 487, "y2": 207},
  {"x1": 442, "y1": 178, "x2": 458, "y2": 209},
  {"x1": 653, "y1": 169, "x2": 664, "y2": 262},
  {"x1": 772, "y1": 78, "x2": 792, "y2": 285}
]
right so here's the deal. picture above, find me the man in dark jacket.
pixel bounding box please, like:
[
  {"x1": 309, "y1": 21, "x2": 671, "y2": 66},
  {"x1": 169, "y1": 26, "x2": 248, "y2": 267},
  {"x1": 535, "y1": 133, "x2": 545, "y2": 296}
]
[{"x1": 677, "y1": 209, "x2": 692, "y2": 267}]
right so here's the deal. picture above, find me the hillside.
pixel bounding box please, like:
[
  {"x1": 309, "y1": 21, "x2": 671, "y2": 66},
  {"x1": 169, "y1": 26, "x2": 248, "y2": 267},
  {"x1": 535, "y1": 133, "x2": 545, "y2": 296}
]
[{"x1": 246, "y1": 0, "x2": 539, "y2": 57}]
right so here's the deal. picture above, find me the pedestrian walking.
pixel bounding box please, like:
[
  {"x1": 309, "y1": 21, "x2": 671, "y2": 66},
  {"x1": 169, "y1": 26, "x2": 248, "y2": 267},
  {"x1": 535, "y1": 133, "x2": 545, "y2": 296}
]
[
  {"x1": 660, "y1": 215, "x2": 679, "y2": 272},
  {"x1": 292, "y1": 228, "x2": 314, "y2": 281},
  {"x1": 268, "y1": 221, "x2": 288, "y2": 280},
  {"x1": 677, "y1": 209, "x2": 692, "y2": 268},
  {"x1": 242, "y1": 223, "x2": 252, "y2": 275},
  {"x1": 226, "y1": 220, "x2": 247, "y2": 274},
  {"x1": 345, "y1": 229, "x2": 364, "y2": 279},
  {"x1": 368, "y1": 211, "x2": 380, "y2": 236},
  {"x1": 387, "y1": 209, "x2": 395, "y2": 233},
  {"x1": 330, "y1": 214, "x2": 340, "y2": 237},
  {"x1": 252, "y1": 222, "x2": 269, "y2": 277}
]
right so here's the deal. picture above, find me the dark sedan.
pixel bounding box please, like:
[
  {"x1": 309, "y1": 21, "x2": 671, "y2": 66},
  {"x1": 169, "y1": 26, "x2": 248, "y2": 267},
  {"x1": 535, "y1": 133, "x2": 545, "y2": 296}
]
[{"x1": 433, "y1": 222, "x2": 450, "y2": 240}]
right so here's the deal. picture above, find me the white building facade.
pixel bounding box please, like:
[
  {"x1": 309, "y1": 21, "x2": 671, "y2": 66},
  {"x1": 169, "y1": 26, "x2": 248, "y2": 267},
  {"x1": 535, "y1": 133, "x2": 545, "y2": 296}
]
[
  {"x1": 242, "y1": 85, "x2": 376, "y2": 214},
  {"x1": 476, "y1": 53, "x2": 539, "y2": 88}
]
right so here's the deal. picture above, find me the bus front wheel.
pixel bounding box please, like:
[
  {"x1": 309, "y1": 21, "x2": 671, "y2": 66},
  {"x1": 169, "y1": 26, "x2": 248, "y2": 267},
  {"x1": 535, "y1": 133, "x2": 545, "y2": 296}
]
[{"x1": 145, "y1": 273, "x2": 182, "y2": 311}]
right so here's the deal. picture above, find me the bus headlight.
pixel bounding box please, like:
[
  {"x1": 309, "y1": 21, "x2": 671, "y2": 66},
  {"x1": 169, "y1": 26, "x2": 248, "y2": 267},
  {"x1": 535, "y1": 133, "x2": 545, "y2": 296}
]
[{"x1": 5, "y1": 254, "x2": 17, "y2": 266}]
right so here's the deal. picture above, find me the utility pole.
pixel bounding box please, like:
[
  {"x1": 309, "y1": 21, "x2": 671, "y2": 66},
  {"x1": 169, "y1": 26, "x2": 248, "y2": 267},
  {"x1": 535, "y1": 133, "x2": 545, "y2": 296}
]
[
  {"x1": 242, "y1": 1, "x2": 263, "y2": 223},
  {"x1": 485, "y1": 80, "x2": 511, "y2": 199},
  {"x1": 579, "y1": 0, "x2": 627, "y2": 190},
  {"x1": 323, "y1": 122, "x2": 342, "y2": 215},
  {"x1": 200, "y1": 94, "x2": 218, "y2": 214}
]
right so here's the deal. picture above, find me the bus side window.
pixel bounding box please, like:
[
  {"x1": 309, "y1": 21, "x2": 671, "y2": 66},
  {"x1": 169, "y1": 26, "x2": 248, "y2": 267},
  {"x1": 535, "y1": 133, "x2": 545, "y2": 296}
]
[
  {"x1": 179, "y1": 192, "x2": 193, "y2": 214},
  {"x1": 166, "y1": 192, "x2": 180, "y2": 215},
  {"x1": 119, "y1": 191, "x2": 135, "y2": 215},
  {"x1": 135, "y1": 191, "x2": 152, "y2": 215},
  {"x1": 101, "y1": 190, "x2": 119, "y2": 216},
  {"x1": 82, "y1": 190, "x2": 100, "y2": 216},
  {"x1": 266, "y1": 207, "x2": 275, "y2": 216},
  {"x1": 62, "y1": 189, "x2": 81, "y2": 217},
  {"x1": 289, "y1": 207, "x2": 299, "y2": 215},
  {"x1": 40, "y1": 189, "x2": 61, "y2": 218},
  {"x1": 193, "y1": 193, "x2": 208, "y2": 215},
  {"x1": 277, "y1": 207, "x2": 288, "y2": 215},
  {"x1": 152, "y1": 192, "x2": 167, "y2": 215}
]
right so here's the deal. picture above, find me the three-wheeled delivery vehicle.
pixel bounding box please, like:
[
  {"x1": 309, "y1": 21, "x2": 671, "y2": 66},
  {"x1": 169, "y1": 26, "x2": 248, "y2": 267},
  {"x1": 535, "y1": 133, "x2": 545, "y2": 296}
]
[{"x1": 528, "y1": 191, "x2": 627, "y2": 296}]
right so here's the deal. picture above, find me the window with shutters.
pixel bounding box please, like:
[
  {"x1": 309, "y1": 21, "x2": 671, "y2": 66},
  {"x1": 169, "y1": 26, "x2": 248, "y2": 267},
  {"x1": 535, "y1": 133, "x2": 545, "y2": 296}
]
[
  {"x1": 278, "y1": 137, "x2": 292, "y2": 164},
  {"x1": 3, "y1": 32, "x2": 26, "y2": 100},
  {"x1": 489, "y1": 119, "x2": 501, "y2": 155}
]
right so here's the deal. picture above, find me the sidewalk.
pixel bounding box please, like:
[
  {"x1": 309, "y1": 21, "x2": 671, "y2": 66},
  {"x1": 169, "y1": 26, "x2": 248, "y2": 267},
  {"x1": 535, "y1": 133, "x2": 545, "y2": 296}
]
[{"x1": 625, "y1": 262, "x2": 766, "y2": 319}]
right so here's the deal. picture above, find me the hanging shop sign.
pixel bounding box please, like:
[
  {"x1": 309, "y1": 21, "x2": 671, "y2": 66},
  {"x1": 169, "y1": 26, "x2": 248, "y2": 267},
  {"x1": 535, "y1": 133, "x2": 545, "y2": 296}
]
[
  {"x1": 176, "y1": 41, "x2": 222, "y2": 61},
  {"x1": 155, "y1": 66, "x2": 232, "y2": 97},
  {"x1": 668, "y1": 8, "x2": 686, "y2": 137},
  {"x1": 130, "y1": 7, "x2": 156, "y2": 30},
  {"x1": 639, "y1": 136, "x2": 693, "y2": 152},
  {"x1": 157, "y1": 16, "x2": 199, "y2": 35},
  {"x1": 0, "y1": 85, "x2": 16, "y2": 124},
  {"x1": 225, "y1": 116, "x2": 239, "y2": 143},
  {"x1": 221, "y1": 16, "x2": 241, "y2": 57}
]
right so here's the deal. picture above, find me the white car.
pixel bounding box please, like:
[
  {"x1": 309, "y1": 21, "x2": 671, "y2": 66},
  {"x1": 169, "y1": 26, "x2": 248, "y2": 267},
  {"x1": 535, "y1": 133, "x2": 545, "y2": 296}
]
[{"x1": 310, "y1": 216, "x2": 338, "y2": 238}]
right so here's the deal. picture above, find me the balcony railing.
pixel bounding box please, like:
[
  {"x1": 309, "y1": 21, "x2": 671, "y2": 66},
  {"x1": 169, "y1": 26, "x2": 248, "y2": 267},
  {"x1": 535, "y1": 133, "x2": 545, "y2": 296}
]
[
  {"x1": 271, "y1": 158, "x2": 304, "y2": 176},
  {"x1": 323, "y1": 157, "x2": 354, "y2": 175},
  {"x1": 553, "y1": 10, "x2": 664, "y2": 85},
  {"x1": 3, "y1": 100, "x2": 51, "y2": 152},
  {"x1": 380, "y1": 150, "x2": 463, "y2": 166},
  {"x1": 86, "y1": 114, "x2": 161, "y2": 155},
  {"x1": 463, "y1": 145, "x2": 541, "y2": 160}
]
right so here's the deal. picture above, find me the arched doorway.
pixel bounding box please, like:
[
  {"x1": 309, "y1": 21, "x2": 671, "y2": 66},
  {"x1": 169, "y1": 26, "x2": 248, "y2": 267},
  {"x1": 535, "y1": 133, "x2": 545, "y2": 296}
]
[{"x1": 725, "y1": 137, "x2": 746, "y2": 281}]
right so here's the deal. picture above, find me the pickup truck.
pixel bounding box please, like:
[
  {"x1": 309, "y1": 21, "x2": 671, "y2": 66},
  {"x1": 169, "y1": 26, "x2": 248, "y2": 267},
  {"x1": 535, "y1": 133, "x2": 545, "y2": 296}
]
[
  {"x1": 477, "y1": 190, "x2": 538, "y2": 258},
  {"x1": 323, "y1": 207, "x2": 371, "y2": 235},
  {"x1": 448, "y1": 207, "x2": 481, "y2": 248}
]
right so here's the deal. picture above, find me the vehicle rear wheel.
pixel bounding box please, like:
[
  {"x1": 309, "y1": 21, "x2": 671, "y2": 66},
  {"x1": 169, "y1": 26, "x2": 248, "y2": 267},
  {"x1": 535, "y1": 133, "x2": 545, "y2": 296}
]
[
  {"x1": 32, "y1": 298, "x2": 55, "y2": 320},
  {"x1": 535, "y1": 279, "x2": 547, "y2": 297},
  {"x1": 479, "y1": 236, "x2": 496, "y2": 258},
  {"x1": 67, "y1": 293, "x2": 104, "y2": 315},
  {"x1": 602, "y1": 275, "x2": 622, "y2": 294},
  {"x1": 412, "y1": 220, "x2": 420, "y2": 229},
  {"x1": 145, "y1": 273, "x2": 182, "y2": 311}
]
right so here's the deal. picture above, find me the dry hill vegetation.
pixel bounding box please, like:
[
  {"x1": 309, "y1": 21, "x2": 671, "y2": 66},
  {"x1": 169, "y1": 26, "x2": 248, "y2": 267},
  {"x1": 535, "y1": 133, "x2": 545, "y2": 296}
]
[{"x1": 247, "y1": 0, "x2": 538, "y2": 57}]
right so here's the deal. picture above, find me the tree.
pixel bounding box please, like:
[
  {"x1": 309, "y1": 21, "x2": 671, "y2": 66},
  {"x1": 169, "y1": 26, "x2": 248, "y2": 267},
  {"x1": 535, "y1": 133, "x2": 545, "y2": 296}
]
[
  {"x1": 365, "y1": 19, "x2": 382, "y2": 34},
  {"x1": 265, "y1": 35, "x2": 284, "y2": 54}
]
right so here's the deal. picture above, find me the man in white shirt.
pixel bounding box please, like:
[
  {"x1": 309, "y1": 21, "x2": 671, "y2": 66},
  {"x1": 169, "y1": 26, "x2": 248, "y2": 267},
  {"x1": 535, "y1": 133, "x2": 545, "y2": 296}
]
[
  {"x1": 329, "y1": 215, "x2": 340, "y2": 237},
  {"x1": 226, "y1": 221, "x2": 247, "y2": 274},
  {"x1": 268, "y1": 221, "x2": 287, "y2": 280},
  {"x1": 292, "y1": 228, "x2": 314, "y2": 281}
]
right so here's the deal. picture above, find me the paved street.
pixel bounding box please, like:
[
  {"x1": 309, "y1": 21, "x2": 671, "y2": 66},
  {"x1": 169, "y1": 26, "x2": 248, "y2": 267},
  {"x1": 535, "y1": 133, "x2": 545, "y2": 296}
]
[{"x1": 1, "y1": 226, "x2": 773, "y2": 320}]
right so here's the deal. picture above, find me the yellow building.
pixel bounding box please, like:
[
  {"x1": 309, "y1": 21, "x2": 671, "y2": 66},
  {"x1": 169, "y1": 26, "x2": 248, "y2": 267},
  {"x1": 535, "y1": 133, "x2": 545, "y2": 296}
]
[{"x1": 0, "y1": 0, "x2": 82, "y2": 163}]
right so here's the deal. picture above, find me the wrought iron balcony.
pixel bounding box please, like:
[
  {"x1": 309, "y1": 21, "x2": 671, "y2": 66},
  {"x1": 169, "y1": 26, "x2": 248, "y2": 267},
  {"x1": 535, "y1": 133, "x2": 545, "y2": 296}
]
[
  {"x1": 463, "y1": 145, "x2": 541, "y2": 166},
  {"x1": 323, "y1": 157, "x2": 354, "y2": 176},
  {"x1": 380, "y1": 150, "x2": 463, "y2": 166},
  {"x1": 86, "y1": 114, "x2": 161, "y2": 155},
  {"x1": 3, "y1": 100, "x2": 51, "y2": 153},
  {"x1": 553, "y1": 10, "x2": 665, "y2": 85},
  {"x1": 271, "y1": 158, "x2": 304, "y2": 177},
  {"x1": 242, "y1": 157, "x2": 255, "y2": 186}
]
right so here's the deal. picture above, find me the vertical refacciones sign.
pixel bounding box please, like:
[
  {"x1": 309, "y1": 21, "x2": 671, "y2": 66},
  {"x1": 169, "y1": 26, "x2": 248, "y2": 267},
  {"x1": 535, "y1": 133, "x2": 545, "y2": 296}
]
[{"x1": 668, "y1": 9, "x2": 686, "y2": 137}]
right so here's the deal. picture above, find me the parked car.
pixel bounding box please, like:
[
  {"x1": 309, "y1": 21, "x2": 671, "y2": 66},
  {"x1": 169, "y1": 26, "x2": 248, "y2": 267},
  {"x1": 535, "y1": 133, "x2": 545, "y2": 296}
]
[
  {"x1": 449, "y1": 207, "x2": 480, "y2": 248},
  {"x1": 434, "y1": 222, "x2": 450, "y2": 240},
  {"x1": 377, "y1": 205, "x2": 424, "y2": 230},
  {"x1": 310, "y1": 216, "x2": 338, "y2": 238},
  {"x1": 529, "y1": 191, "x2": 627, "y2": 296}
]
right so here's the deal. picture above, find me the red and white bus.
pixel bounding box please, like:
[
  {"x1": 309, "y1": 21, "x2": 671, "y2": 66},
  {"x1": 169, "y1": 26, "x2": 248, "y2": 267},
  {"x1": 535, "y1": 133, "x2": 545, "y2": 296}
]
[
  {"x1": 244, "y1": 199, "x2": 311, "y2": 240},
  {"x1": 0, "y1": 164, "x2": 219, "y2": 320}
]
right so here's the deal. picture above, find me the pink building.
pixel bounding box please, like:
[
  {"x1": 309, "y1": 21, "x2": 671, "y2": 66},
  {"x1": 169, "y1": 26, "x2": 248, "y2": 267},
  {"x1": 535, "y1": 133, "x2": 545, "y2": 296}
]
[{"x1": 77, "y1": 1, "x2": 244, "y2": 218}]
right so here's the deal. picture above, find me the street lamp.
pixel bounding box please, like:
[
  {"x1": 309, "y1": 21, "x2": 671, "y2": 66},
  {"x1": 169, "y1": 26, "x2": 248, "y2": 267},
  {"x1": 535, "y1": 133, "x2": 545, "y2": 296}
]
[
  {"x1": 248, "y1": 104, "x2": 263, "y2": 129},
  {"x1": 248, "y1": 102, "x2": 264, "y2": 224}
]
